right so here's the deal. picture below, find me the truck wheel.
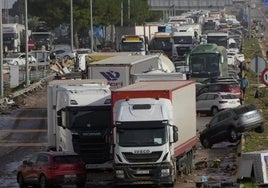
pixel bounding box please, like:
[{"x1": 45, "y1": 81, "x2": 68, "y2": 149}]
[
  {"x1": 211, "y1": 107, "x2": 218, "y2": 116},
  {"x1": 201, "y1": 138, "x2": 212, "y2": 149},
  {"x1": 228, "y1": 128, "x2": 238, "y2": 143}
]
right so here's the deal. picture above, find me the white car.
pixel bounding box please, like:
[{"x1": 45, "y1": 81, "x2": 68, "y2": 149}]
[
  {"x1": 196, "y1": 92, "x2": 240, "y2": 116},
  {"x1": 3, "y1": 53, "x2": 37, "y2": 66}
]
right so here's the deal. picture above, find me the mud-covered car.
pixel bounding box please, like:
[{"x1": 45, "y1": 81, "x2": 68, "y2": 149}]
[{"x1": 199, "y1": 104, "x2": 264, "y2": 148}]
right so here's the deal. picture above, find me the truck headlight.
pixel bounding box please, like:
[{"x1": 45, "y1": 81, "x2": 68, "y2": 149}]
[
  {"x1": 115, "y1": 170, "x2": 125, "y2": 178},
  {"x1": 161, "y1": 168, "x2": 170, "y2": 177}
]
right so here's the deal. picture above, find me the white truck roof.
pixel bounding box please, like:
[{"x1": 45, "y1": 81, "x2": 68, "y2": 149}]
[
  {"x1": 89, "y1": 54, "x2": 159, "y2": 66},
  {"x1": 115, "y1": 80, "x2": 194, "y2": 91}
]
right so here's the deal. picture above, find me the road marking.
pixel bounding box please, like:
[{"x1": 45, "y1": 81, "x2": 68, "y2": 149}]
[
  {"x1": 0, "y1": 129, "x2": 47, "y2": 133},
  {"x1": 0, "y1": 143, "x2": 48, "y2": 147}
]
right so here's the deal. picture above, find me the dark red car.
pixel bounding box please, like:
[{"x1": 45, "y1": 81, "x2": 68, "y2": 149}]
[
  {"x1": 17, "y1": 151, "x2": 87, "y2": 188},
  {"x1": 196, "y1": 82, "x2": 241, "y2": 98}
]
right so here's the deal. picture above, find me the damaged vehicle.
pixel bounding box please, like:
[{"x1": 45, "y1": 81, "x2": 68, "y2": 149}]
[{"x1": 199, "y1": 104, "x2": 264, "y2": 148}]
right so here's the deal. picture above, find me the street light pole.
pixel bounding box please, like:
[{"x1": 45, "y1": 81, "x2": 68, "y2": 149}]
[
  {"x1": 90, "y1": 0, "x2": 93, "y2": 52},
  {"x1": 71, "y1": 0, "x2": 74, "y2": 50},
  {"x1": 25, "y1": 0, "x2": 29, "y2": 86},
  {"x1": 0, "y1": 0, "x2": 3, "y2": 97}
]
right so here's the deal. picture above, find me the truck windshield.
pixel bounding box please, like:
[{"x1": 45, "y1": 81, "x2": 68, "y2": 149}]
[
  {"x1": 173, "y1": 36, "x2": 193, "y2": 44},
  {"x1": 117, "y1": 127, "x2": 167, "y2": 147},
  {"x1": 150, "y1": 38, "x2": 172, "y2": 51},
  {"x1": 120, "y1": 42, "x2": 144, "y2": 52},
  {"x1": 3, "y1": 33, "x2": 16, "y2": 41},
  {"x1": 67, "y1": 109, "x2": 111, "y2": 129}
]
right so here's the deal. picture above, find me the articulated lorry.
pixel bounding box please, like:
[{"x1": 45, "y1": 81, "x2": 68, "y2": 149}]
[
  {"x1": 87, "y1": 54, "x2": 176, "y2": 90},
  {"x1": 111, "y1": 80, "x2": 197, "y2": 186},
  {"x1": 47, "y1": 79, "x2": 113, "y2": 170},
  {"x1": 3, "y1": 23, "x2": 25, "y2": 52}
]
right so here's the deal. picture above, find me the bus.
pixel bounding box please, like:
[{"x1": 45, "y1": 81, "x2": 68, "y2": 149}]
[{"x1": 186, "y1": 43, "x2": 228, "y2": 82}]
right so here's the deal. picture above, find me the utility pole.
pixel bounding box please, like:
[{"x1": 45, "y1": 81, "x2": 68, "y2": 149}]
[
  {"x1": 0, "y1": 0, "x2": 3, "y2": 97},
  {"x1": 90, "y1": 0, "x2": 93, "y2": 52},
  {"x1": 248, "y1": 0, "x2": 251, "y2": 38},
  {"x1": 25, "y1": 0, "x2": 30, "y2": 86},
  {"x1": 70, "y1": 0, "x2": 74, "y2": 51}
]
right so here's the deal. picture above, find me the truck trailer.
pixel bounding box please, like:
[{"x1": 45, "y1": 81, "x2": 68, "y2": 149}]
[
  {"x1": 87, "y1": 54, "x2": 175, "y2": 90},
  {"x1": 47, "y1": 79, "x2": 113, "y2": 170},
  {"x1": 111, "y1": 80, "x2": 197, "y2": 186}
]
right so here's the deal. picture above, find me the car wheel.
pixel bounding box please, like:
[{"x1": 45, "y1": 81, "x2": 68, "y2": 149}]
[
  {"x1": 17, "y1": 173, "x2": 26, "y2": 188},
  {"x1": 228, "y1": 128, "x2": 239, "y2": 142},
  {"x1": 39, "y1": 175, "x2": 48, "y2": 188},
  {"x1": 211, "y1": 107, "x2": 218, "y2": 116},
  {"x1": 255, "y1": 124, "x2": 265, "y2": 133},
  {"x1": 201, "y1": 138, "x2": 212, "y2": 149}
]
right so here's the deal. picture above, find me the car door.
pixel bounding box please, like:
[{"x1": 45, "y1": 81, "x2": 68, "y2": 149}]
[
  {"x1": 204, "y1": 93, "x2": 218, "y2": 111},
  {"x1": 206, "y1": 111, "x2": 230, "y2": 144},
  {"x1": 23, "y1": 154, "x2": 38, "y2": 182},
  {"x1": 196, "y1": 93, "x2": 208, "y2": 112},
  {"x1": 36, "y1": 154, "x2": 49, "y2": 176}
]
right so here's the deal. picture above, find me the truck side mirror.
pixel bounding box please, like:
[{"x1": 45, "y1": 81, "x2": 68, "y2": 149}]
[{"x1": 173, "y1": 125, "x2": 178, "y2": 143}]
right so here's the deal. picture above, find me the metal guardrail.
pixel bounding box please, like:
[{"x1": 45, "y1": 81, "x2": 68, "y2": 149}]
[{"x1": 0, "y1": 73, "x2": 55, "y2": 105}]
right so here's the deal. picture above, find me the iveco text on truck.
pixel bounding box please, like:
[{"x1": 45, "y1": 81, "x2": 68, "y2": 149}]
[
  {"x1": 111, "y1": 80, "x2": 197, "y2": 186},
  {"x1": 47, "y1": 79, "x2": 113, "y2": 170}
]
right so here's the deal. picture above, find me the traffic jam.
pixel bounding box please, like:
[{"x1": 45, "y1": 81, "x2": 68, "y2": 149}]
[{"x1": 0, "y1": 1, "x2": 267, "y2": 188}]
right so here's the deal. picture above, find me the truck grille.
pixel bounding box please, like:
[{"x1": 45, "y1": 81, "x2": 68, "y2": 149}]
[
  {"x1": 72, "y1": 136, "x2": 111, "y2": 164},
  {"x1": 122, "y1": 151, "x2": 162, "y2": 163}
]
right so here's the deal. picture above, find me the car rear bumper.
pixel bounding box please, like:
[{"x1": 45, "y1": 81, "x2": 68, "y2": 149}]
[
  {"x1": 48, "y1": 174, "x2": 87, "y2": 186},
  {"x1": 236, "y1": 121, "x2": 264, "y2": 132}
]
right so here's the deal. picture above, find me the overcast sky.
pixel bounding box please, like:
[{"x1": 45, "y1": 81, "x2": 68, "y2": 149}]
[{"x1": 2, "y1": 0, "x2": 16, "y2": 9}]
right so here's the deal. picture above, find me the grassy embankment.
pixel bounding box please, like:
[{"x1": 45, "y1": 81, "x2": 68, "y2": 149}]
[
  {"x1": 242, "y1": 38, "x2": 268, "y2": 152},
  {"x1": 241, "y1": 38, "x2": 268, "y2": 188}
]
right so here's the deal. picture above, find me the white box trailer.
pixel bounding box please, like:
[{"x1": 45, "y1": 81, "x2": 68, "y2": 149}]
[
  {"x1": 87, "y1": 54, "x2": 174, "y2": 90},
  {"x1": 111, "y1": 80, "x2": 197, "y2": 186}
]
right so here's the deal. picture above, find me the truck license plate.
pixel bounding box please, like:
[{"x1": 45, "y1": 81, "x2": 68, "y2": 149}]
[{"x1": 136, "y1": 170, "x2": 149, "y2": 174}]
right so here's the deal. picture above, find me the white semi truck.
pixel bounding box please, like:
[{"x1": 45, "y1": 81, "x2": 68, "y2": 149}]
[
  {"x1": 47, "y1": 79, "x2": 113, "y2": 170},
  {"x1": 3, "y1": 23, "x2": 25, "y2": 52},
  {"x1": 111, "y1": 80, "x2": 197, "y2": 186}
]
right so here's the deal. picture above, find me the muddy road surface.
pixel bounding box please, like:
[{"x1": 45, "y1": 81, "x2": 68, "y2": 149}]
[{"x1": 0, "y1": 87, "x2": 239, "y2": 188}]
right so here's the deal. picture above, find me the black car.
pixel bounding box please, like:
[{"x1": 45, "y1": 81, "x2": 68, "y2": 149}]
[{"x1": 199, "y1": 104, "x2": 264, "y2": 148}]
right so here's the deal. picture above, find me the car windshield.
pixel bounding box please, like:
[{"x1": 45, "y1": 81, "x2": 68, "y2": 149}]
[
  {"x1": 53, "y1": 155, "x2": 81, "y2": 164},
  {"x1": 6, "y1": 53, "x2": 21, "y2": 58}
]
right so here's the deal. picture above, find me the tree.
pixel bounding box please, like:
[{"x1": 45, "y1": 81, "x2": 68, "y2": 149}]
[{"x1": 10, "y1": 0, "x2": 161, "y2": 48}]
